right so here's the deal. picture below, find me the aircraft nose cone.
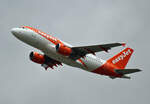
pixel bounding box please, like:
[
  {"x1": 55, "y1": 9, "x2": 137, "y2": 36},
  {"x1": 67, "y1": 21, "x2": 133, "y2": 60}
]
[
  {"x1": 11, "y1": 28, "x2": 17, "y2": 35},
  {"x1": 11, "y1": 28, "x2": 21, "y2": 38}
]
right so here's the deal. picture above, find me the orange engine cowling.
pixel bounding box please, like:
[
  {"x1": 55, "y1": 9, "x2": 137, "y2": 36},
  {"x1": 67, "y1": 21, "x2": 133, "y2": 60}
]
[
  {"x1": 56, "y1": 44, "x2": 72, "y2": 56},
  {"x1": 29, "y1": 52, "x2": 45, "y2": 64}
]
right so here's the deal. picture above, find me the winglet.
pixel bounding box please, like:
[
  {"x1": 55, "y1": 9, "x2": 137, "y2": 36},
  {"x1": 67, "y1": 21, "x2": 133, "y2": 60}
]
[{"x1": 121, "y1": 43, "x2": 126, "y2": 47}]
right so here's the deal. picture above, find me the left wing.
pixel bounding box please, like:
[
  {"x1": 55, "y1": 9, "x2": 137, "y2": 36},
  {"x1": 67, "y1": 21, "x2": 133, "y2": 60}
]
[{"x1": 70, "y1": 43, "x2": 125, "y2": 60}]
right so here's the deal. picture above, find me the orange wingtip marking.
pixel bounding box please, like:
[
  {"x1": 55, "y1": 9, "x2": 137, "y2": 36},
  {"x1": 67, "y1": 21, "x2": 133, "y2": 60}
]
[{"x1": 122, "y1": 43, "x2": 126, "y2": 47}]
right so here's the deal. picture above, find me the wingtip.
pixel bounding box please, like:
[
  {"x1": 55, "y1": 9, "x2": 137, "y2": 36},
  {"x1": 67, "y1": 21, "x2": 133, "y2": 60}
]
[
  {"x1": 121, "y1": 43, "x2": 126, "y2": 47},
  {"x1": 121, "y1": 75, "x2": 131, "y2": 79},
  {"x1": 136, "y1": 69, "x2": 142, "y2": 72}
]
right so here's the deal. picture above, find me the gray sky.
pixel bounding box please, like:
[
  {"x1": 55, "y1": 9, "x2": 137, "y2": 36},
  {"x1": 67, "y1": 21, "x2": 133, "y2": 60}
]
[{"x1": 0, "y1": 0, "x2": 150, "y2": 104}]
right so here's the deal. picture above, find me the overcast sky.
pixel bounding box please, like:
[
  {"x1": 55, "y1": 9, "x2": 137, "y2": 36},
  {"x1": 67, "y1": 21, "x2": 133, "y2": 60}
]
[{"x1": 0, "y1": 0, "x2": 150, "y2": 104}]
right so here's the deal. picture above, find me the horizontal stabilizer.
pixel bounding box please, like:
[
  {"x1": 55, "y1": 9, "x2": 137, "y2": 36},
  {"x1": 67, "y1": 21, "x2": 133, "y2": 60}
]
[{"x1": 115, "y1": 69, "x2": 141, "y2": 74}]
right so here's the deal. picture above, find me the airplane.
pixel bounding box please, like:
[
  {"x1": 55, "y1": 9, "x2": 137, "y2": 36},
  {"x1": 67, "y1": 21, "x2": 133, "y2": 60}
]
[{"x1": 11, "y1": 26, "x2": 141, "y2": 79}]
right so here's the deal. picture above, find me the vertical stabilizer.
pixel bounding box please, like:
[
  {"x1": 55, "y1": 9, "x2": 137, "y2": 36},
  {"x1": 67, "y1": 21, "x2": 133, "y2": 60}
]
[{"x1": 107, "y1": 48, "x2": 134, "y2": 69}]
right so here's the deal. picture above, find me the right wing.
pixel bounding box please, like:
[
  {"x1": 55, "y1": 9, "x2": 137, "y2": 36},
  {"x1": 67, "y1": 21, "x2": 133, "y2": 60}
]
[{"x1": 70, "y1": 43, "x2": 125, "y2": 60}]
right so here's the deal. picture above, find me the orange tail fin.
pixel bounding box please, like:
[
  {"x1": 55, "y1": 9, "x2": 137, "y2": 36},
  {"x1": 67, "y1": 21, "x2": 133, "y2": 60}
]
[{"x1": 107, "y1": 47, "x2": 134, "y2": 69}]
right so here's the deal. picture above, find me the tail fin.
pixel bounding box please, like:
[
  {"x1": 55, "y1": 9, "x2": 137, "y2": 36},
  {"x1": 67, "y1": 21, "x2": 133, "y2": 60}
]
[{"x1": 107, "y1": 47, "x2": 134, "y2": 69}]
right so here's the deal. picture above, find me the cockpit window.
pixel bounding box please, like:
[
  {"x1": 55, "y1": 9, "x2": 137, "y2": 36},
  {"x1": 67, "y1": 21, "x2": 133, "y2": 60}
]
[{"x1": 20, "y1": 26, "x2": 25, "y2": 29}]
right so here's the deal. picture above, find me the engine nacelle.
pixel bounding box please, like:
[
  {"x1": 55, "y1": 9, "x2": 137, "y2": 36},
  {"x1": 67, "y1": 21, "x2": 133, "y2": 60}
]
[
  {"x1": 56, "y1": 44, "x2": 72, "y2": 56},
  {"x1": 29, "y1": 52, "x2": 45, "y2": 64},
  {"x1": 29, "y1": 51, "x2": 62, "y2": 70}
]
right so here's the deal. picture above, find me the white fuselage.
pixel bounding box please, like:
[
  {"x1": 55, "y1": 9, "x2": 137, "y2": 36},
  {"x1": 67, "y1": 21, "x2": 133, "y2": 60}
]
[{"x1": 11, "y1": 27, "x2": 105, "y2": 72}]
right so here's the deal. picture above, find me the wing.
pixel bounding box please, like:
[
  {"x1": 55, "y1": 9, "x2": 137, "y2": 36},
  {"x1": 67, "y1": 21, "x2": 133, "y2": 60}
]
[
  {"x1": 42, "y1": 55, "x2": 63, "y2": 70},
  {"x1": 70, "y1": 43, "x2": 125, "y2": 60}
]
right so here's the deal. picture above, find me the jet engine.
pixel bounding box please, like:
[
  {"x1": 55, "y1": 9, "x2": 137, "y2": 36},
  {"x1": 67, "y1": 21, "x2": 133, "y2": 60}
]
[
  {"x1": 29, "y1": 52, "x2": 45, "y2": 64},
  {"x1": 56, "y1": 44, "x2": 72, "y2": 56},
  {"x1": 29, "y1": 51, "x2": 62, "y2": 70}
]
